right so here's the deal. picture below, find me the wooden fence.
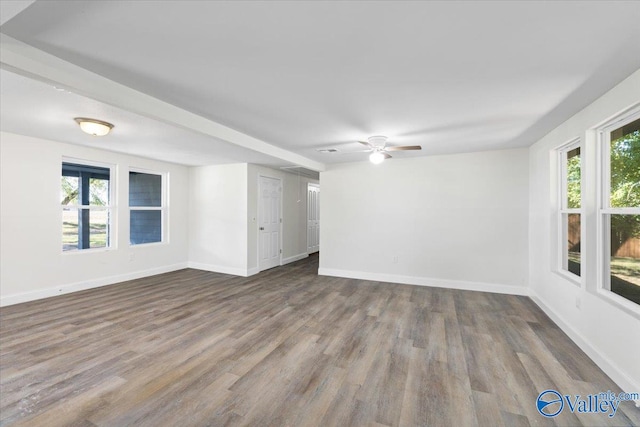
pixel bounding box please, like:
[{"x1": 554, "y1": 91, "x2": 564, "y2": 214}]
[
  {"x1": 567, "y1": 214, "x2": 640, "y2": 258},
  {"x1": 615, "y1": 237, "x2": 640, "y2": 258}
]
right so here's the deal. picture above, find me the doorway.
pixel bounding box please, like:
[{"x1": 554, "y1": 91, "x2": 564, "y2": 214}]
[
  {"x1": 258, "y1": 176, "x2": 282, "y2": 271},
  {"x1": 307, "y1": 183, "x2": 320, "y2": 254}
]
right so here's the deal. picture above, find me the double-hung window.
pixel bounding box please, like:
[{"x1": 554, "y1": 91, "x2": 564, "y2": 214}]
[
  {"x1": 558, "y1": 139, "x2": 582, "y2": 278},
  {"x1": 600, "y1": 113, "x2": 640, "y2": 306},
  {"x1": 61, "y1": 161, "x2": 112, "y2": 251},
  {"x1": 129, "y1": 170, "x2": 165, "y2": 245}
]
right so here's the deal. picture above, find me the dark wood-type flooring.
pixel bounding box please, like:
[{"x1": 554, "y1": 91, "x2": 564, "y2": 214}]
[{"x1": 1, "y1": 255, "x2": 639, "y2": 426}]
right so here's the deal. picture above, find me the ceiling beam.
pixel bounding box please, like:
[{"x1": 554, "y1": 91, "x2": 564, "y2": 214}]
[{"x1": 0, "y1": 34, "x2": 325, "y2": 172}]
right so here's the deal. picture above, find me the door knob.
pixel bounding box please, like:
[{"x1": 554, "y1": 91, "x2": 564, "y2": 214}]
[{"x1": 259, "y1": 227, "x2": 264, "y2": 230}]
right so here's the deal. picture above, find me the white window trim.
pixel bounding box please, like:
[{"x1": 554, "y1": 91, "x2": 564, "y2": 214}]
[
  {"x1": 555, "y1": 137, "x2": 583, "y2": 285},
  {"x1": 596, "y1": 106, "x2": 640, "y2": 316},
  {"x1": 128, "y1": 167, "x2": 168, "y2": 246},
  {"x1": 61, "y1": 157, "x2": 117, "y2": 253}
]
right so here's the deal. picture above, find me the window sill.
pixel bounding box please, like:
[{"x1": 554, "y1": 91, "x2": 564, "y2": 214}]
[
  {"x1": 62, "y1": 247, "x2": 113, "y2": 255},
  {"x1": 552, "y1": 269, "x2": 582, "y2": 287},
  {"x1": 129, "y1": 241, "x2": 166, "y2": 248},
  {"x1": 597, "y1": 288, "x2": 640, "y2": 321}
]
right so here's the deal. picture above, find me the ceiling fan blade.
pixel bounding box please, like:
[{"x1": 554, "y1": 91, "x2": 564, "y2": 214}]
[
  {"x1": 358, "y1": 140, "x2": 374, "y2": 148},
  {"x1": 338, "y1": 149, "x2": 372, "y2": 154},
  {"x1": 385, "y1": 145, "x2": 422, "y2": 151},
  {"x1": 383, "y1": 152, "x2": 392, "y2": 159}
]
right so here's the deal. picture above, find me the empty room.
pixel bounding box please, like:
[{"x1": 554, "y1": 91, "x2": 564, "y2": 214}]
[{"x1": 1, "y1": 1, "x2": 640, "y2": 426}]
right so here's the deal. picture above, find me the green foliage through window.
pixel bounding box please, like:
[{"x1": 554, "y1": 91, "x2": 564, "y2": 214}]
[
  {"x1": 566, "y1": 147, "x2": 581, "y2": 209},
  {"x1": 609, "y1": 120, "x2": 640, "y2": 256},
  {"x1": 610, "y1": 127, "x2": 640, "y2": 209}
]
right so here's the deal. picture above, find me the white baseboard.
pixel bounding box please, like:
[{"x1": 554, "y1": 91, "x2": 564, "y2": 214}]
[
  {"x1": 317, "y1": 267, "x2": 529, "y2": 296},
  {"x1": 282, "y1": 253, "x2": 308, "y2": 265},
  {"x1": 188, "y1": 262, "x2": 252, "y2": 277},
  {"x1": 0, "y1": 262, "x2": 188, "y2": 307},
  {"x1": 188, "y1": 262, "x2": 264, "y2": 277},
  {"x1": 530, "y1": 291, "x2": 640, "y2": 400}
]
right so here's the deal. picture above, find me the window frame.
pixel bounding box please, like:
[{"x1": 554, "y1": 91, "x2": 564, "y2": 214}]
[
  {"x1": 128, "y1": 167, "x2": 167, "y2": 246},
  {"x1": 596, "y1": 107, "x2": 640, "y2": 312},
  {"x1": 61, "y1": 157, "x2": 116, "y2": 253},
  {"x1": 556, "y1": 137, "x2": 583, "y2": 284}
]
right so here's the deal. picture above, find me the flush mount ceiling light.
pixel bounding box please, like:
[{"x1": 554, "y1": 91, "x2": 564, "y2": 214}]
[{"x1": 74, "y1": 117, "x2": 114, "y2": 136}]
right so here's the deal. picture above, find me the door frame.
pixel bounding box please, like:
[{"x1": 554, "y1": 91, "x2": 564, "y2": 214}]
[{"x1": 257, "y1": 174, "x2": 283, "y2": 271}]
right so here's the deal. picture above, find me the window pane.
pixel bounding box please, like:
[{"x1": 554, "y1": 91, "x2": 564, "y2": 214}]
[
  {"x1": 62, "y1": 208, "x2": 79, "y2": 251},
  {"x1": 62, "y1": 162, "x2": 111, "y2": 251},
  {"x1": 610, "y1": 118, "x2": 640, "y2": 208},
  {"x1": 566, "y1": 213, "x2": 581, "y2": 276},
  {"x1": 89, "y1": 178, "x2": 109, "y2": 206},
  {"x1": 61, "y1": 176, "x2": 79, "y2": 205},
  {"x1": 129, "y1": 172, "x2": 162, "y2": 207},
  {"x1": 610, "y1": 214, "x2": 640, "y2": 305},
  {"x1": 62, "y1": 163, "x2": 110, "y2": 206},
  {"x1": 89, "y1": 210, "x2": 108, "y2": 249},
  {"x1": 62, "y1": 209, "x2": 108, "y2": 250},
  {"x1": 130, "y1": 210, "x2": 161, "y2": 244},
  {"x1": 566, "y1": 147, "x2": 581, "y2": 209}
]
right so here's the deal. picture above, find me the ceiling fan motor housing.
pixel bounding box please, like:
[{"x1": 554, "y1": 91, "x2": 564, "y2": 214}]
[{"x1": 368, "y1": 135, "x2": 388, "y2": 147}]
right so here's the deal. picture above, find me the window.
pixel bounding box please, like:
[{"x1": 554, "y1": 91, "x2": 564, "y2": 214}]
[
  {"x1": 129, "y1": 170, "x2": 164, "y2": 245},
  {"x1": 600, "y1": 114, "x2": 640, "y2": 306},
  {"x1": 558, "y1": 139, "x2": 582, "y2": 278},
  {"x1": 61, "y1": 162, "x2": 112, "y2": 251}
]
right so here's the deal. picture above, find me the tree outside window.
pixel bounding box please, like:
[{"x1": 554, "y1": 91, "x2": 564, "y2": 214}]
[
  {"x1": 559, "y1": 141, "x2": 581, "y2": 278},
  {"x1": 603, "y1": 117, "x2": 640, "y2": 305}
]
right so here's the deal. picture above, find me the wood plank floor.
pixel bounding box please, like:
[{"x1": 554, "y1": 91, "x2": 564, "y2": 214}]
[{"x1": 1, "y1": 254, "x2": 638, "y2": 426}]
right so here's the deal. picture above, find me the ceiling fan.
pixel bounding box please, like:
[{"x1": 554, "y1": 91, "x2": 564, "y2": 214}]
[{"x1": 357, "y1": 136, "x2": 422, "y2": 164}]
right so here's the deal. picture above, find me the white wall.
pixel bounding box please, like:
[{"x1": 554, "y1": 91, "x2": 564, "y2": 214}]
[
  {"x1": 247, "y1": 164, "x2": 319, "y2": 273},
  {"x1": 0, "y1": 132, "x2": 189, "y2": 305},
  {"x1": 188, "y1": 163, "x2": 248, "y2": 275},
  {"x1": 528, "y1": 69, "x2": 640, "y2": 394},
  {"x1": 319, "y1": 148, "x2": 529, "y2": 295}
]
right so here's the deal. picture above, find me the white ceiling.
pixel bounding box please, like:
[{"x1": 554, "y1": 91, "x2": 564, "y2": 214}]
[
  {"x1": 0, "y1": 69, "x2": 287, "y2": 167},
  {"x1": 0, "y1": 0, "x2": 35, "y2": 26},
  {"x1": 1, "y1": 1, "x2": 640, "y2": 166}
]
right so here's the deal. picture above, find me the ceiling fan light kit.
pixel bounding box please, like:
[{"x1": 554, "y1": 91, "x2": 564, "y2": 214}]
[
  {"x1": 359, "y1": 135, "x2": 421, "y2": 164},
  {"x1": 317, "y1": 135, "x2": 421, "y2": 164},
  {"x1": 369, "y1": 151, "x2": 386, "y2": 164}
]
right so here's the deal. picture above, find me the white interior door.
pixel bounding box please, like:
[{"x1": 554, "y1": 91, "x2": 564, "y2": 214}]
[
  {"x1": 259, "y1": 176, "x2": 282, "y2": 271},
  {"x1": 307, "y1": 183, "x2": 320, "y2": 254}
]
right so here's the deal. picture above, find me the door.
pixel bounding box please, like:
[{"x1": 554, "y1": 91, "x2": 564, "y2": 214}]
[
  {"x1": 307, "y1": 183, "x2": 320, "y2": 254},
  {"x1": 259, "y1": 176, "x2": 282, "y2": 271}
]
